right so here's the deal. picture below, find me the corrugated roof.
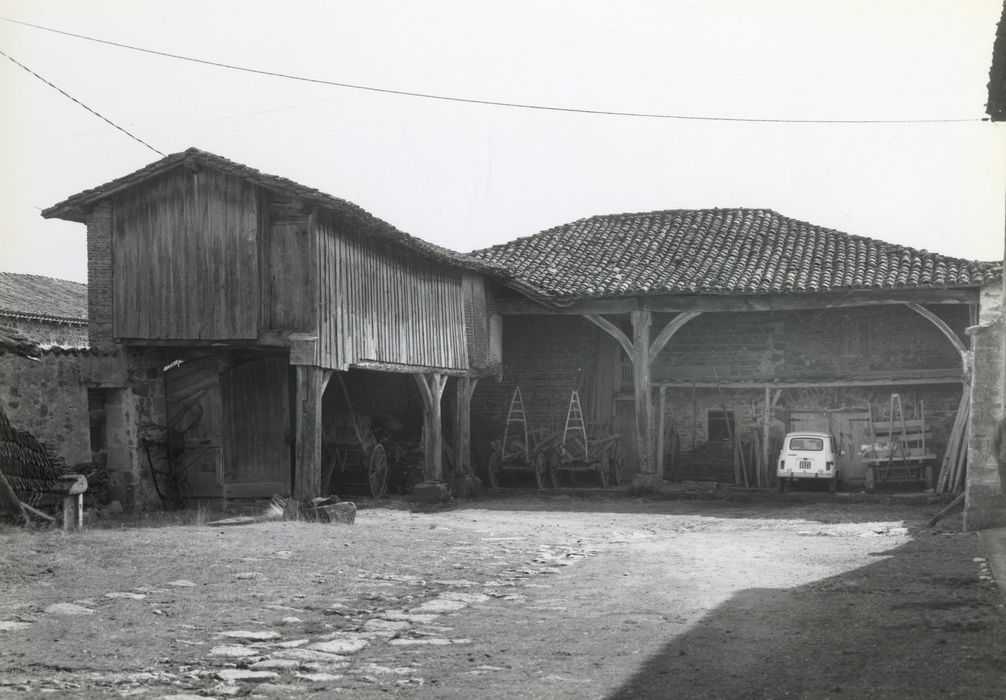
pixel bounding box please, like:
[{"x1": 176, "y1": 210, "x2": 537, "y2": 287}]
[
  {"x1": 0, "y1": 272, "x2": 87, "y2": 323},
  {"x1": 471, "y1": 208, "x2": 1000, "y2": 300},
  {"x1": 43, "y1": 148, "x2": 506, "y2": 277}
]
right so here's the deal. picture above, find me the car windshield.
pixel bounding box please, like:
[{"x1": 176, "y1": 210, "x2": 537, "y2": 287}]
[{"x1": 789, "y1": 437, "x2": 824, "y2": 451}]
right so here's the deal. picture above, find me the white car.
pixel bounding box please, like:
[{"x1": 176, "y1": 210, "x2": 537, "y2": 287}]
[{"x1": 777, "y1": 432, "x2": 840, "y2": 493}]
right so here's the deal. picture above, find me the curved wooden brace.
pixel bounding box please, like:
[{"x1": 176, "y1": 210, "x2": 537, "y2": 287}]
[
  {"x1": 905, "y1": 303, "x2": 967, "y2": 358},
  {"x1": 585, "y1": 314, "x2": 634, "y2": 358},
  {"x1": 649, "y1": 312, "x2": 702, "y2": 362}
]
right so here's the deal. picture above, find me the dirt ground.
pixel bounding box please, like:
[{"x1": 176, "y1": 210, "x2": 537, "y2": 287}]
[{"x1": 0, "y1": 492, "x2": 1003, "y2": 699}]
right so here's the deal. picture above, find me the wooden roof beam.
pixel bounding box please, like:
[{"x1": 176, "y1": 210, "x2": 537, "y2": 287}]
[{"x1": 497, "y1": 288, "x2": 979, "y2": 316}]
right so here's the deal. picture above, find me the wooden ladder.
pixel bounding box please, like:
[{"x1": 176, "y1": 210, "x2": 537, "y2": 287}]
[
  {"x1": 886, "y1": 393, "x2": 911, "y2": 466},
  {"x1": 562, "y1": 389, "x2": 589, "y2": 461},
  {"x1": 502, "y1": 386, "x2": 529, "y2": 458}
]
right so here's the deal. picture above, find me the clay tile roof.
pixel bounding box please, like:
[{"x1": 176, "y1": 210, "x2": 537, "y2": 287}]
[
  {"x1": 471, "y1": 209, "x2": 1000, "y2": 301},
  {"x1": 42, "y1": 148, "x2": 505, "y2": 277},
  {"x1": 0, "y1": 272, "x2": 87, "y2": 323}
]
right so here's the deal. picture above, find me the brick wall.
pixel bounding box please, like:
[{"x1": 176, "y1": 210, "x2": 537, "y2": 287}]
[
  {"x1": 471, "y1": 315, "x2": 600, "y2": 472},
  {"x1": 651, "y1": 305, "x2": 966, "y2": 383},
  {"x1": 87, "y1": 202, "x2": 114, "y2": 350},
  {"x1": 477, "y1": 303, "x2": 971, "y2": 483}
]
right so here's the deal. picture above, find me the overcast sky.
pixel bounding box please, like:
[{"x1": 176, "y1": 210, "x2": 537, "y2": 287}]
[{"x1": 1, "y1": 0, "x2": 1004, "y2": 284}]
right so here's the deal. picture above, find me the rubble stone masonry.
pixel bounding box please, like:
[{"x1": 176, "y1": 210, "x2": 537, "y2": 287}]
[{"x1": 965, "y1": 281, "x2": 1006, "y2": 531}]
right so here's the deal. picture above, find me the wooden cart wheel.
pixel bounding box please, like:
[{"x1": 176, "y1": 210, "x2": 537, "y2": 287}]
[
  {"x1": 487, "y1": 451, "x2": 501, "y2": 490},
  {"x1": 533, "y1": 452, "x2": 547, "y2": 490},
  {"x1": 865, "y1": 465, "x2": 876, "y2": 493},
  {"x1": 368, "y1": 444, "x2": 389, "y2": 497},
  {"x1": 597, "y1": 453, "x2": 609, "y2": 488}
]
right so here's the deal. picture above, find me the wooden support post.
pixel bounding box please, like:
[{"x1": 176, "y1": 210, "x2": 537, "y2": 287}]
[
  {"x1": 414, "y1": 373, "x2": 449, "y2": 482},
  {"x1": 293, "y1": 365, "x2": 331, "y2": 501},
  {"x1": 657, "y1": 385, "x2": 667, "y2": 480},
  {"x1": 586, "y1": 310, "x2": 700, "y2": 484},
  {"x1": 454, "y1": 376, "x2": 475, "y2": 476},
  {"x1": 631, "y1": 310, "x2": 654, "y2": 477},
  {"x1": 763, "y1": 387, "x2": 771, "y2": 487}
]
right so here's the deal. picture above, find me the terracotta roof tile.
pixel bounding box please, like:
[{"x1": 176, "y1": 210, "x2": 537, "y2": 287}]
[
  {"x1": 472, "y1": 208, "x2": 1000, "y2": 300},
  {"x1": 0, "y1": 272, "x2": 87, "y2": 322}
]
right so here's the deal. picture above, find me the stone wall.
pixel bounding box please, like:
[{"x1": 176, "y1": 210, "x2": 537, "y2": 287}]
[
  {"x1": 0, "y1": 348, "x2": 122, "y2": 466},
  {"x1": 0, "y1": 346, "x2": 170, "y2": 511},
  {"x1": 0, "y1": 317, "x2": 88, "y2": 349},
  {"x1": 964, "y1": 282, "x2": 1006, "y2": 531}
]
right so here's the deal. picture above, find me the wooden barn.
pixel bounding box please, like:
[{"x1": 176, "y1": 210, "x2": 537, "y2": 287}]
[
  {"x1": 42, "y1": 148, "x2": 501, "y2": 505},
  {"x1": 471, "y1": 209, "x2": 1000, "y2": 493}
]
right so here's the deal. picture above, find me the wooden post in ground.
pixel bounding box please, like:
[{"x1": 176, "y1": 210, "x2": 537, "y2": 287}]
[
  {"x1": 453, "y1": 376, "x2": 476, "y2": 476},
  {"x1": 763, "y1": 387, "x2": 772, "y2": 487},
  {"x1": 631, "y1": 310, "x2": 654, "y2": 478},
  {"x1": 584, "y1": 311, "x2": 701, "y2": 486},
  {"x1": 414, "y1": 372, "x2": 451, "y2": 503},
  {"x1": 414, "y1": 373, "x2": 448, "y2": 482},
  {"x1": 293, "y1": 365, "x2": 331, "y2": 501},
  {"x1": 657, "y1": 386, "x2": 667, "y2": 480}
]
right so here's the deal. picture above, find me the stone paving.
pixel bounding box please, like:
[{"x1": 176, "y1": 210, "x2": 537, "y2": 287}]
[{"x1": 0, "y1": 534, "x2": 596, "y2": 697}]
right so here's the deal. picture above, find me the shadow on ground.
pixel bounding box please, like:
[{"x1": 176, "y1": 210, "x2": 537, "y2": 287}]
[{"x1": 605, "y1": 533, "x2": 1005, "y2": 700}]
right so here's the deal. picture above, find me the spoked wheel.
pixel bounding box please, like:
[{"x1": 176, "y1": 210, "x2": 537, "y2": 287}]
[
  {"x1": 487, "y1": 451, "x2": 501, "y2": 490},
  {"x1": 368, "y1": 444, "x2": 389, "y2": 497},
  {"x1": 533, "y1": 452, "x2": 548, "y2": 489},
  {"x1": 597, "y1": 454, "x2": 609, "y2": 488}
]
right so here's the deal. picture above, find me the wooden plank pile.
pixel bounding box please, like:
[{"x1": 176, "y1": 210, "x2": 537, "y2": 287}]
[{"x1": 935, "y1": 391, "x2": 970, "y2": 495}]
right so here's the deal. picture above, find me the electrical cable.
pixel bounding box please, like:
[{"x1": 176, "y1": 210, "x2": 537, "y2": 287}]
[
  {"x1": 0, "y1": 16, "x2": 986, "y2": 125},
  {"x1": 0, "y1": 47, "x2": 165, "y2": 156}
]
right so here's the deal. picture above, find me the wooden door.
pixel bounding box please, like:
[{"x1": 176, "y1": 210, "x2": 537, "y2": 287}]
[
  {"x1": 221, "y1": 357, "x2": 291, "y2": 497},
  {"x1": 165, "y1": 356, "x2": 225, "y2": 498}
]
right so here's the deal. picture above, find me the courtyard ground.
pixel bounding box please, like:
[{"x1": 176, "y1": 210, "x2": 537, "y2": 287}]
[{"x1": 0, "y1": 491, "x2": 1003, "y2": 699}]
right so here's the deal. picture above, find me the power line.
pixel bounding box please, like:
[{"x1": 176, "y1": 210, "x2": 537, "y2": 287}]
[
  {"x1": 0, "y1": 48, "x2": 165, "y2": 157},
  {"x1": 0, "y1": 16, "x2": 986, "y2": 125}
]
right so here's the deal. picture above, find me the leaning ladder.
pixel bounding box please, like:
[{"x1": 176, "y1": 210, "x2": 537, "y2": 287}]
[
  {"x1": 502, "y1": 386, "x2": 529, "y2": 458},
  {"x1": 562, "y1": 389, "x2": 589, "y2": 461}
]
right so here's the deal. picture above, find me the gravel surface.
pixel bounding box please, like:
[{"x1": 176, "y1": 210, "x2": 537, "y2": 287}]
[{"x1": 0, "y1": 495, "x2": 1002, "y2": 698}]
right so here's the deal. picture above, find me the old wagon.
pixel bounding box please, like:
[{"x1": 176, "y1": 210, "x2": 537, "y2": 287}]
[
  {"x1": 547, "y1": 390, "x2": 622, "y2": 488},
  {"x1": 324, "y1": 377, "x2": 389, "y2": 498},
  {"x1": 486, "y1": 387, "x2": 555, "y2": 489}
]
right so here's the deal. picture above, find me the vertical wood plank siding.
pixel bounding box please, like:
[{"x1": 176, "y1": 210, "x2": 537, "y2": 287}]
[
  {"x1": 315, "y1": 212, "x2": 469, "y2": 371},
  {"x1": 112, "y1": 169, "x2": 259, "y2": 339}
]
